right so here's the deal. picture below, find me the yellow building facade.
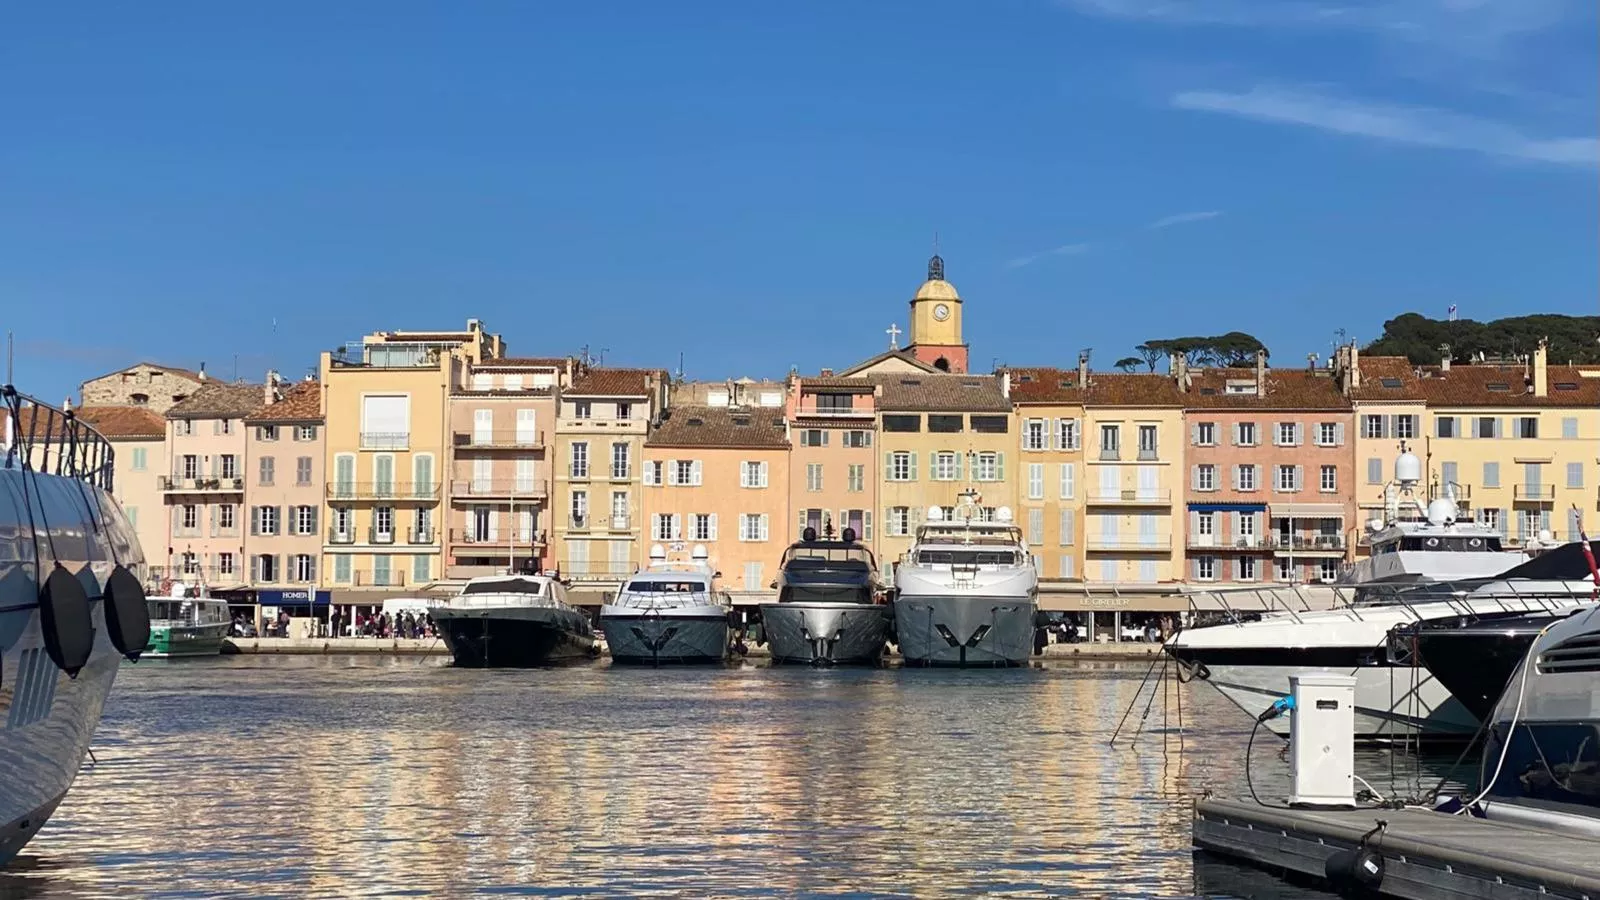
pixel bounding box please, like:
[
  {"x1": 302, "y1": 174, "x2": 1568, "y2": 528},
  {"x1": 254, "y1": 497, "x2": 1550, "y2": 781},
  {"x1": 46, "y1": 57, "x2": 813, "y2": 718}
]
[
  {"x1": 1007, "y1": 367, "x2": 1087, "y2": 594},
  {"x1": 319, "y1": 320, "x2": 503, "y2": 601},
  {"x1": 1080, "y1": 369, "x2": 1187, "y2": 589}
]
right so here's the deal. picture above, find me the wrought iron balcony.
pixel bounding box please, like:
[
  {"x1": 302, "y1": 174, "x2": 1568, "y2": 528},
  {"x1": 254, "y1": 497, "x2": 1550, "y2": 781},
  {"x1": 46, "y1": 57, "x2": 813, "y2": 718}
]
[
  {"x1": 161, "y1": 475, "x2": 245, "y2": 492},
  {"x1": 1085, "y1": 536, "x2": 1172, "y2": 551},
  {"x1": 325, "y1": 482, "x2": 440, "y2": 501},
  {"x1": 1085, "y1": 489, "x2": 1172, "y2": 505},
  {"x1": 358, "y1": 431, "x2": 409, "y2": 451},
  {"x1": 449, "y1": 528, "x2": 547, "y2": 548},
  {"x1": 453, "y1": 429, "x2": 545, "y2": 450},
  {"x1": 449, "y1": 479, "x2": 548, "y2": 499},
  {"x1": 368, "y1": 527, "x2": 397, "y2": 545},
  {"x1": 1513, "y1": 484, "x2": 1556, "y2": 501},
  {"x1": 327, "y1": 528, "x2": 356, "y2": 545}
]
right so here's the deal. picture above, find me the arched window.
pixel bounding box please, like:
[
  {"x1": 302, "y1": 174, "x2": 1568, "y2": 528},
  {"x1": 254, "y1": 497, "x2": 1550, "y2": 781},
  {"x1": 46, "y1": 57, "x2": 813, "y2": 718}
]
[{"x1": 933, "y1": 357, "x2": 950, "y2": 372}]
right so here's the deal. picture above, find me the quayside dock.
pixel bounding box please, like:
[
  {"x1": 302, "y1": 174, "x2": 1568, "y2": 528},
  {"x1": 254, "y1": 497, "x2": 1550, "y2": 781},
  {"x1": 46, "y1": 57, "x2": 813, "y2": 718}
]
[
  {"x1": 222, "y1": 637, "x2": 1162, "y2": 659},
  {"x1": 1194, "y1": 797, "x2": 1600, "y2": 900}
]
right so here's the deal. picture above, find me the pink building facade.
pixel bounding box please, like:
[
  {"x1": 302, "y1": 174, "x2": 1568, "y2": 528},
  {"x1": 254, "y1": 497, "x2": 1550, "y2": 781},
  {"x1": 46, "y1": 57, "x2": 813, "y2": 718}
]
[
  {"x1": 1182, "y1": 366, "x2": 1355, "y2": 587},
  {"x1": 243, "y1": 378, "x2": 326, "y2": 591},
  {"x1": 161, "y1": 381, "x2": 266, "y2": 589}
]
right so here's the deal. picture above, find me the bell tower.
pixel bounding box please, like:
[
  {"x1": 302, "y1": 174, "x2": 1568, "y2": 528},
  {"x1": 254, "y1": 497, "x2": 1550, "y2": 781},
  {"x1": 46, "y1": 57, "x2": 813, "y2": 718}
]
[{"x1": 907, "y1": 253, "x2": 967, "y2": 373}]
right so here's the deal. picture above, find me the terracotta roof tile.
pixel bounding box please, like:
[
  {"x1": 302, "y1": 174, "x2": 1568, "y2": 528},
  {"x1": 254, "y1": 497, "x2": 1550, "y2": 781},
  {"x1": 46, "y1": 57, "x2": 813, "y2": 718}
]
[
  {"x1": 868, "y1": 374, "x2": 1011, "y2": 412},
  {"x1": 2, "y1": 401, "x2": 122, "y2": 444},
  {"x1": 799, "y1": 376, "x2": 877, "y2": 393},
  {"x1": 245, "y1": 381, "x2": 323, "y2": 423},
  {"x1": 477, "y1": 357, "x2": 567, "y2": 370},
  {"x1": 1008, "y1": 367, "x2": 1084, "y2": 404},
  {"x1": 567, "y1": 367, "x2": 659, "y2": 396},
  {"x1": 1183, "y1": 368, "x2": 1350, "y2": 410},
  {"x1": 73, "y1": 405, "x2": 167, "y2": 438},
  {"x1": 1349, "y1": 356, "x2": 1424, "y2": 401},
  {"x1": 167, "y1": 383, "x2": 267, "y2": 419},
  {"x1": 647, "y1": 405, "x2": 789, "y2": 449},
  {"x1": 1415, "y1": 364, "x2": 1600, "y2": 407},
  {"x1": 1083, "y1": 372, "x2": 1186, "y2": 407}
]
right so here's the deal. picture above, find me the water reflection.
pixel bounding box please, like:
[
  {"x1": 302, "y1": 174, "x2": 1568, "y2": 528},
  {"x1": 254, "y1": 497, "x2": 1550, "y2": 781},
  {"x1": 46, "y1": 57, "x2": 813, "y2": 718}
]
[{"x1": 0, "y1": 656, "x2": 1467, "y2": 898}]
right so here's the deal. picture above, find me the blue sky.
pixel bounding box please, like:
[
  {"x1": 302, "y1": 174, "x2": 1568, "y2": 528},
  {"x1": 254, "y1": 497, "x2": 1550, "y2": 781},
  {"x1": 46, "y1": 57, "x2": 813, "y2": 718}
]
[{"x1": 3, "y1": 0, "x2": 1595, "y2": 403}]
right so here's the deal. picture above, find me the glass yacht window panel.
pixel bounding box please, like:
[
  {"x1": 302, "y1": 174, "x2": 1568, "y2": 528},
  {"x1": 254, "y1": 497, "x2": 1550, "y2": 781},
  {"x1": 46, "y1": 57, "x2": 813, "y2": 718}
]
[
  {"x1": 461, "y1": 579, "x2": 548, "y2": 596},
  {"x1": 916, "y1": 549, "x2": 1024, "y2": 566}
]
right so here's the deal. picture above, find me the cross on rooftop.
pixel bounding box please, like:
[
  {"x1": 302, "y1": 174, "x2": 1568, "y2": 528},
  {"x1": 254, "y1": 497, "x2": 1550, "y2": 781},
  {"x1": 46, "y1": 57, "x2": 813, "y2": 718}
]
[{"x1": 886, "y1": 323, "x2": 902, "y2": 349}]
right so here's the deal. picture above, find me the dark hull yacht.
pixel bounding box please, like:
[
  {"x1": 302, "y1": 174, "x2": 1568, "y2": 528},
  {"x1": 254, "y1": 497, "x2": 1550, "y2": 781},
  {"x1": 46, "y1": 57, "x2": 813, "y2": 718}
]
[
  {"x1": 758, "y1": 526, "x2": 889, "y2": 666},
  {"x1": 431, "y1": 573, "x2": 596, "y2": 667}
]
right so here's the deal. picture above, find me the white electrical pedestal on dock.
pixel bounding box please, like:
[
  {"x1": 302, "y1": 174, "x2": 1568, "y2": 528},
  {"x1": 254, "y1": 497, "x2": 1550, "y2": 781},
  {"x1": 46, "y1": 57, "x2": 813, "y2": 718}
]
[{"x1": 1287, "y1": 673, "x2": 1356, "y2": 808}]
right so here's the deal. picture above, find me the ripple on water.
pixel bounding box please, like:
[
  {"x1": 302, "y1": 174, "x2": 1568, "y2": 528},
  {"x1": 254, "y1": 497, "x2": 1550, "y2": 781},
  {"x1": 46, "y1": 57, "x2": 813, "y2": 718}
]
[{"x1": 0, "y1": 656, "x2": 1436, "y2": 898}]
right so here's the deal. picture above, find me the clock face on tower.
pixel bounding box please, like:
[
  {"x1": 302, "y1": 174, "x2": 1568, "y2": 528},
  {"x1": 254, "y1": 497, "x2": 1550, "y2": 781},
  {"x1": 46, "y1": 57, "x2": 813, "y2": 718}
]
[{"x1": 932, "y1": 303, "x2": 950, "y2": 321}]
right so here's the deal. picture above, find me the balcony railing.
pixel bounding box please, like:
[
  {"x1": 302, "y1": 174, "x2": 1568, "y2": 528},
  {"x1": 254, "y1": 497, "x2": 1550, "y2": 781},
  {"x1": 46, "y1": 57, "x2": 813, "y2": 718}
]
[
  {"x1": 1266, "y1": 535, "x2": 1347, "y2": 553},
  {"x1": 1085, "y1": 536, "x2": 1173, "y2": 552},
  {"x1": 1098, "y1": 448, "x2": 1121, "y2": 461},
  {"x1": 566, "y1": 515, "x2": 629, "y2": 531},
  {"x1": 1513, "y1": 484, "x2": 1556, "y2": 501},
  {"x1": 609, "y1": 466, "x2": 632, "y2": 481},
  {"x1": 408, "y1": 528, "x2": 435, "y2": 545},
  {"x1": 450, "y1": 479, "x2": 548, "y2": 498},
  {"x1": 454, "y1": 430, "x2": 546, "y2": 450},
  {"x1": 368, "y1": 527, "x2": 397, "y2": 545},
  {"x1": 145, "y1": 565, "x2": 246, "y2": 587},
  {"x1": 793, "y1": 405, "x2": 872, "y2": 418},
  {"x1": 1185, "y1": 536, "x2": 1268, "y2": 550},
  {"x1": 161, "y1": 475, "x2": 245, "y2": 492},
  {"x1": 359, "y1": 432, "x2": 410, "y2": 451},
  {"x1": 450, "y1": 528, "x2": 547, "y2": 548},
  {"x1": 328, "y1": 528, "x2": 356, "y2": 545},
  {"x1": 1085, "y1": 489, "x2": 1172, "y2": 505},
  {"x1": 569, "y1": 466, "x2": 590, "y2": 480},
  {"x1": 1428, "y1": 483, "x2": 1472, "y2": 502},
  {"x1": 560, "y1": 559, "x2": 637, "y2": 579},
  {"x1": 325, "y1": 482, "x2": 441, "y2": 500},
  {"x1": 342, "y1": 570, "x2": 410, "y2": 588}
]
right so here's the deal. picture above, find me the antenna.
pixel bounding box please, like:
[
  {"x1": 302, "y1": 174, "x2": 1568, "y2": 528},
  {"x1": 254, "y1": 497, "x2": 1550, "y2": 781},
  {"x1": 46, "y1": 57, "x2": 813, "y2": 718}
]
[
  {"x1": 677, "y1": 351, "x2": 685, "y2": 382},
  {"x1": 933, "y1": 230, "x2": 940, "y2": 257},
  {"x1": 5, "y1": 331, "x2": 12, "y2": 386},
  {"x1": 1334, "y1": 328, "x2": 1348, "y2": 349}
]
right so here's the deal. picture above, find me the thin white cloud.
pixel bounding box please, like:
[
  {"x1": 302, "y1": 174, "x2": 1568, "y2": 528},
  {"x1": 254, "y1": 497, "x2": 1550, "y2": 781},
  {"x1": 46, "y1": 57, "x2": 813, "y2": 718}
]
[
  {"x1": 1172, "y1": 86, "x2": 1599, "y2": 166},
  {"x1": 1004, "y1": 242, "x2": 1092, "y2": 270},
  {"x1": 1149, "y1": 210, "x2": 1223, "y2": 229},
  {"x1": 1057, "y1": 0, "x2": 1582, "y2": 57}
]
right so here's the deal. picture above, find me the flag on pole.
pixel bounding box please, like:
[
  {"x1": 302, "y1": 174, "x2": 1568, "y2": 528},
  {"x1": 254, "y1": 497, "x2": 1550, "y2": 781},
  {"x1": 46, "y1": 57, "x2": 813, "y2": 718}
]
[
  {"x1": 1447, "y1": 304, "x2": 1458, "y2": 321},
  {"x1": 1576, "y1": 507, "x2": 1599, "y2": 596}
]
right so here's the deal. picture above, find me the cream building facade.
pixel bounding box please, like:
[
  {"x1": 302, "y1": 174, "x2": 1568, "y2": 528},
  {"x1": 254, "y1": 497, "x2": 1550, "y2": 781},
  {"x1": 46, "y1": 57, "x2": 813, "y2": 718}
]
[
  {"x1": 74, "y1": 404, "x2": 170, "y2": 573},
  {"x1": 640, "y1": 404, "x2": 791, "y2": 603},
  {"x1": 320, "y1": 320, "x2": 503, "y2": 601},
  {"x1": 162, "y1": 382, "x2": 266, "y2": 590},
  {"x1": 445, "y1": 357, "x2": 567, "y2": 580},
  {"x1": 1007, "y1": 366, "x2": 1087, "y2": 602},
  {"x1": 551, "y1": 367, "x2": 667, "y2": 604},
  {"x1": 784, "y1": 375, "x2": 880, "y2": 554}
]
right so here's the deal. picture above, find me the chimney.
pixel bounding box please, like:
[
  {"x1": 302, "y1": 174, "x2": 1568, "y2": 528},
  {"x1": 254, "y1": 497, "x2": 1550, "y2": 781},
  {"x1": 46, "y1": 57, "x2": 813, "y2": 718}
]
[
  {"x1": 1077, "y1": 350, "x2": 1090, "y2": 388},
  {"x1": 1439, "y1": 344, "x2": 1451, "y2": 373},
  {"x1": 198, "y1": 362, "x2": 208, "y2": 382},
  {"x1": 1347, "y1": 342, "x2": 1360, "y2": 389},
  {"x1": 1254, "y1": 350, "x2": 1267, "y2": 397},
  {"x1": 1171, "y1": 352, "x2": 1188, "y2": 393},
  {"x1": 1533, "y1": 337, "x2": 1548, "y2": 397},
  {"x1": 1001, "y1": 369, "x2": 1011, "y2": 399},
  {"x1": 819, "y1": 367, "x2": 834, "y2": 378}
]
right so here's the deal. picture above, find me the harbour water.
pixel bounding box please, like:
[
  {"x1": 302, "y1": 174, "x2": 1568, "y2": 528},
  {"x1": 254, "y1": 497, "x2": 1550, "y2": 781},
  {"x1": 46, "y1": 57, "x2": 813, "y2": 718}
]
[{"x1": 4, "y1": 658, "x2": 1463, "y2": 898}]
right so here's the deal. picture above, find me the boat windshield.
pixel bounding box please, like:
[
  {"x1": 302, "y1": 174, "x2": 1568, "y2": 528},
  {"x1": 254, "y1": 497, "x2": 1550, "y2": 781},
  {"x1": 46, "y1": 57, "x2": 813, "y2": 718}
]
[
  {"x1": 915, "y1": 549, "x2": 1024, "y2": 566},
  {"x1": 781, "y1": 544, "x2": 876, "y2": 567},
  {"x1": 1379, "y1": 534, "x2": 1505, "y2": 553},
  {"x1": 461, "y1": 579, "x2": 547, "y2": 596},
  {"x1": 622, "y1": 579, "x2": 709, "y2": 594},
  {"x1": 782, "y1": 584, "x2": 872, "y2": 604}
]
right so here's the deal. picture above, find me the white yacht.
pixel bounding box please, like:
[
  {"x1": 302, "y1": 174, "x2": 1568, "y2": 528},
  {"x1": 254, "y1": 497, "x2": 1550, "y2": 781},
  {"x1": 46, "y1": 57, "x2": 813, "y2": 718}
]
[
  {"x1": 430, "y1": 572, "x2": 597, "y2": 667},
  {"x1": 892, "y1": 492, "x2": 1039, "y2": 667},
  {"x1": 1474, "y1": 603, "x2": 1600, "y2": 838},
  {"x1": 1166, "y1": 446, "x2": 1577, "y2": 743},
  {"x1": 599, "y1": 544, "x2": 731, "y2": 665},
  {"x1": 2, "y1": 392, "x2": 150, "y2": 864}
]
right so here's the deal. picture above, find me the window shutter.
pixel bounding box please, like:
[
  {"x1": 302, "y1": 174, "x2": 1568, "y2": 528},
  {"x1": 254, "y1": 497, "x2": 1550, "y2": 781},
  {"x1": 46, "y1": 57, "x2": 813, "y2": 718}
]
[
  {"x1": 1189, "y1": 510, "x2": 1199, "y2": 535},
  {"x1": 883, "y1": 451, "x2": 893, "y2": 478},
  {"x1": 665, "y1": 460, "x2": 677, "y2": 485},
  {"x1": 1190, "y1": 465, "x2": 1199, "y2": 491},
  {"x1": 644, "y1": 463, "x2": 656, "y2": 486},
  {"x1": 1334, "y1": 422, "x2": 1345, "y2": 445},
  {"x1": 672, "y1": 513, "x2": 682, "y2": 539},
  {"x1": 692, "y1": 460, "x2": 703, "y2": 486},
  {"x1": 1293, "y1": 465, "x2": 1303, "y2": 491},
  {"x1": 885, "y1": 507, "x2": 895, "y2": 535},
  {"x1": 249, "y1": 507, "x2": 259, "y2": 535},
  {"x1": 759, "y1": 514, "x2": 769, "y2": 541},
  {"x1": 954, "y1": 452, "x2": 964, "y2": 481},
  {"x1": 759, "y1": 461, "x2": 769, "y2": 487},
  {"x1": 708, "y1": 513, "x2": 719, "y2": 540},
  {"x1": 1060, "y1": 510, "x2": 1074, "y2": 546},
  {"x1": 995, "y1": 453, "x2": 1005, "y2": 482},
  {"x1": 863, "y1": 511, "x2": 872, "y2": 540},
  {"x1": 1294, "y1": 424, "x2": 1304, "y2": 446},
  {"x1": 797, "y1": 511, "x2": 807, "y2": 536},
  {"x1": 909, "y1": 452, "x2": 919, "y2": 481},
  {"x1": 1190, "y1": 423, "x2": 1199, "y2": 445}
]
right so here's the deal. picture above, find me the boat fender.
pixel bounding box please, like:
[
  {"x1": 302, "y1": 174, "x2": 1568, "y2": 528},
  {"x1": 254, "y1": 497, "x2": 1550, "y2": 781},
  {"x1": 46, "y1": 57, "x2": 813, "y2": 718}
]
[
  {"x1": 102, "y1": 565, "x2": 152, "y2": 659},
  {"x1": 39, "y1": 564, "x2": 95, "y2": 677},
  {"x1": 1323, "y1": 846, "x2": 1384, "y2": 893}
]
